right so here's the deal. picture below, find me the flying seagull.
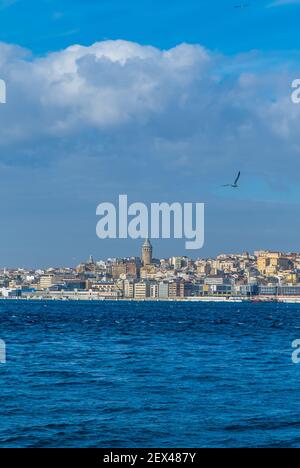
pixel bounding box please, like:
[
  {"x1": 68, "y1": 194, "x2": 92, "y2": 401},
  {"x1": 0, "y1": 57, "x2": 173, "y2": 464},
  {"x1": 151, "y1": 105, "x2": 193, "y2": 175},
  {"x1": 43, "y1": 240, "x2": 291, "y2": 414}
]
[{"x1": 222, "y1": 171, "x2": 241, "y2": 188}]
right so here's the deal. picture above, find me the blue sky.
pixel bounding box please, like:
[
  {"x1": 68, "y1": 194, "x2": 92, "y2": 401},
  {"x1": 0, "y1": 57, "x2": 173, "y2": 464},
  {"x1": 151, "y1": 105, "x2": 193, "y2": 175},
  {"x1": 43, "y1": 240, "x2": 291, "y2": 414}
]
[
  {"x1": 0, "y1": 0, "x2": 300, "y2": 267},
  {"x1": 1, "y1": 0, "x2": 300, "y2": 54}
]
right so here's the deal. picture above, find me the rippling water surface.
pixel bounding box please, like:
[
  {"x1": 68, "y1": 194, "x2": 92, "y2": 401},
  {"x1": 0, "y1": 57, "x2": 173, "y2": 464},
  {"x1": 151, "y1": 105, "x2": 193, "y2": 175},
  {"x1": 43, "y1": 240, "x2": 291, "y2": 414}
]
[{"x1": 1, "y1": 300, "x2": 300, "y2": 448}]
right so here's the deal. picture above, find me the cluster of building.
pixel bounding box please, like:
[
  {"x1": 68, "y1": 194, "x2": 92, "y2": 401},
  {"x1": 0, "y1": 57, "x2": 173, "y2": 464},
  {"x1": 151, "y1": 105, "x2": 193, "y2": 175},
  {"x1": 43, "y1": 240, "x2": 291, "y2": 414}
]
[{"x1": 2, "y1": 242, "x2": 300, "y2": 301}]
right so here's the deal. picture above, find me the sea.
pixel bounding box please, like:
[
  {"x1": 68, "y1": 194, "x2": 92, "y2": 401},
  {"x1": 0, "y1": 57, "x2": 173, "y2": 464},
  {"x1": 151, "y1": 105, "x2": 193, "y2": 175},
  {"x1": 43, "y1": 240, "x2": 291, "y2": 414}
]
[{"x1": 0, "y1": 300, "x2": 300, "y2": 448}]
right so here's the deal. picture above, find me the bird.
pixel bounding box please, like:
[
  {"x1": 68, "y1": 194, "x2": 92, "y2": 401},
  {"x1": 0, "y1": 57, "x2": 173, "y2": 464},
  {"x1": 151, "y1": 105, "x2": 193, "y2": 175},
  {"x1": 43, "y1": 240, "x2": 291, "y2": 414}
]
[{"x1": 222, "y1": 171, "x2": 241, "y2": 188}]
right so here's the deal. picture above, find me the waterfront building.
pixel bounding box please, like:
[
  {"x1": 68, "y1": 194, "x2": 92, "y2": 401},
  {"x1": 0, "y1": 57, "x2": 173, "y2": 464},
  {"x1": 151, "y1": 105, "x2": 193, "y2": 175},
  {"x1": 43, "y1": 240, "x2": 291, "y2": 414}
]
[
  {"x1": 258, "y1": 285, "x2": 278, "y2": 296},
  {"x1": 192, "y1": 282, "x2": 204, "y2": 296},
  {"x1": 158, "y1": 282, "x2": 169, "y2": 299},
  {"x1": 278, "y1": 286, "x2": 300, "y2": 296},
  {"x1": 88, "y1": 281, "x2": 119, "y2": 296},
  {"x1": 124, "y1": 280, "x2": 134, "y2": 298},
  {"x1": 204, "y1": 277, "x2": 226, "y2": 286},
  {"x1": 39, "y1": 274, "x2": 58, "y2": 290},
  {"x1": 208, "y1": 283, "x2": 232, "y2": 296},
  {"x1": 168, "y1": 281, "x2": 181, "y2": 299},
  {"x1": 63, "y1": 279, "x2": 87, "y2": 291},
  {"x1": 179, "y1": 282, "x2": 193, "y2": 297},
  {"x1": 134, "y1": 281, "x2": 151, "y2": 299},
  {"x1": 150, "y1": 283, "x2": 159, "y2": 298},
  {"x1": 237, "y1": 284, "x2": 259, "y2": 296}
]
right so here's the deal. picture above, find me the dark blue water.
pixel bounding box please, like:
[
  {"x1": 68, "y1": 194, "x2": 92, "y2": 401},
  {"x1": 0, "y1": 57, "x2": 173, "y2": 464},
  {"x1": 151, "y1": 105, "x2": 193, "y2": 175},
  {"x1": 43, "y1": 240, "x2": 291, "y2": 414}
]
[{"x1": 1, "y1": 300, "x2": 300, "y2": 448}]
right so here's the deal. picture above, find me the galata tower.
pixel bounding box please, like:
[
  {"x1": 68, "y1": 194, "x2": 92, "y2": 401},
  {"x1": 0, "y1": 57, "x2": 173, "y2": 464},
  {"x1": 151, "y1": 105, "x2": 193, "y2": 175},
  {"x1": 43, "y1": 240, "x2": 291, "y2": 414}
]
[{"x1": 142, "y1": 239, "x2": 153, "y2": 266}]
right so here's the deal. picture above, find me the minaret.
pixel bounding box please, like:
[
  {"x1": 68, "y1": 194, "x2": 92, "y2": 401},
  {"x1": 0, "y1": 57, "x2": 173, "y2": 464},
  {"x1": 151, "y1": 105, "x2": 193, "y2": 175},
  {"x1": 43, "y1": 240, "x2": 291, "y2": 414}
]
[
  {"x1": 87, "y1": 255, "x2": 95, "y2": 265},
  {"x1": 142, "y1": 239, "x2": 152, "y2": 266}
]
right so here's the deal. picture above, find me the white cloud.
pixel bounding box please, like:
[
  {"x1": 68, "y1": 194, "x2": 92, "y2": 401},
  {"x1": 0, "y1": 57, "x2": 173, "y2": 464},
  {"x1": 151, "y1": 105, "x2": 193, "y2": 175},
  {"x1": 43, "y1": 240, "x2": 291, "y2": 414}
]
[
  {"x1": 0, "y1": 39, "x2": 299, "y2": 193},
  {"x1": 0, "y1": 40, "x2": 211, "y2": 136}
]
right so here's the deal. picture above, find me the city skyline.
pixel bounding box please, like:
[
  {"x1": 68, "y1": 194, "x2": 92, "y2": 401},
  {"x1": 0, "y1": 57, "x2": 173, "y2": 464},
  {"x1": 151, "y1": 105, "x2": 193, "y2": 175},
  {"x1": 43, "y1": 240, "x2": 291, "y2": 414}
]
[{"x1": 2, "y1": 243, "x2": 300, "y2": 301}]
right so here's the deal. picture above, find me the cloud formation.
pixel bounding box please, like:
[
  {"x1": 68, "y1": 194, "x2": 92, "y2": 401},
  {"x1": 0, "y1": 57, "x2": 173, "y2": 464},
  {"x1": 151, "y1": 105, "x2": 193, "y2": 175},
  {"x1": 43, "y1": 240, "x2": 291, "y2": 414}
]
[
  {"x1": 0, "y1": 40, "x2": 299, "y2": 183},
  {"x1": 0, "y1": 39, "x2": 300, "y2": 263}
]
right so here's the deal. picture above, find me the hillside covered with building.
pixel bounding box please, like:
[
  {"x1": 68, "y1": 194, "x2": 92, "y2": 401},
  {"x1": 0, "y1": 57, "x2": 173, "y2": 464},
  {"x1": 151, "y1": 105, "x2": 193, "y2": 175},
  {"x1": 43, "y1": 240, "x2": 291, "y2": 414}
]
[{"x1": 1, "y1": 242, "x2": 300, "y2": 301}]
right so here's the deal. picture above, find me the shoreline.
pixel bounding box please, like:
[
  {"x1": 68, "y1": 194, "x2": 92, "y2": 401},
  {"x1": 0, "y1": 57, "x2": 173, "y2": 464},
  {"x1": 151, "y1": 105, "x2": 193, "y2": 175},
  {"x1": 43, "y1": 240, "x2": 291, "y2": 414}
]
[{"x1": 1, "y1": 295, "x2": 300, "y2": 304}]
